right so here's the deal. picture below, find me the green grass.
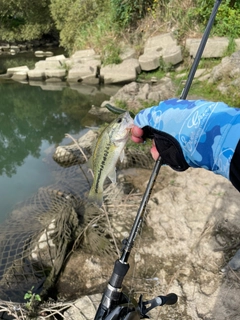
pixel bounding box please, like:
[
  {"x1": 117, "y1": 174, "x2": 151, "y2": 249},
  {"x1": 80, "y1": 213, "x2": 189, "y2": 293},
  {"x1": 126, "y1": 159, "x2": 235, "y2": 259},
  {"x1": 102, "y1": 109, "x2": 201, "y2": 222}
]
[
  {"x1": 137, "y1": 69, "x2": 166, "y2": 82},
  {"x1": 181, "y1": 80, "x2": 240, "y2": 107}
]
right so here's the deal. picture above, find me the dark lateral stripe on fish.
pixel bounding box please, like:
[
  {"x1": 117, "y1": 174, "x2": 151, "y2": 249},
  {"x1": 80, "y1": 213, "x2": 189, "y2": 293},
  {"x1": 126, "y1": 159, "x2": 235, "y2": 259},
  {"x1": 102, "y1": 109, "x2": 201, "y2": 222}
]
[{"x1": 94, "y1": 142, "x2": 111, "y2": 194}]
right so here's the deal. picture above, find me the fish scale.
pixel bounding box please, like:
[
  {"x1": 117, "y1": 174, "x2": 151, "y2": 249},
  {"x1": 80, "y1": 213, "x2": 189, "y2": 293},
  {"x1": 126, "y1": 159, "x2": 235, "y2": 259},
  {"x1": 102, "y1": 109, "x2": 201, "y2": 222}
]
[{"x1": 88, "y1": 112, "x2": 134, "y2": 207}]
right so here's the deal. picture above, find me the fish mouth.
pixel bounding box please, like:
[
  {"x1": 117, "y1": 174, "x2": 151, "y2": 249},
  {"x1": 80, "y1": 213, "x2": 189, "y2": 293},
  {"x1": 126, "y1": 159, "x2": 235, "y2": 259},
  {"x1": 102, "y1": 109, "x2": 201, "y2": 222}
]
[
  {"x1": 123, "y1": 113, "x2": 134, "y2": 128},
  {"x1": 114, "y1": 127, "x2": 132, "y2": 143}
]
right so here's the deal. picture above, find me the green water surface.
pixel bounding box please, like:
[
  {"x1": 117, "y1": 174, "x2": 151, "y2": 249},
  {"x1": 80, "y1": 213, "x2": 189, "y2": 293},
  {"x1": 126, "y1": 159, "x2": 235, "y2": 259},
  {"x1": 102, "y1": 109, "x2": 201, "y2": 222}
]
[{"x1": 0, "y1": 79, "x2": 111, "y2": 222}]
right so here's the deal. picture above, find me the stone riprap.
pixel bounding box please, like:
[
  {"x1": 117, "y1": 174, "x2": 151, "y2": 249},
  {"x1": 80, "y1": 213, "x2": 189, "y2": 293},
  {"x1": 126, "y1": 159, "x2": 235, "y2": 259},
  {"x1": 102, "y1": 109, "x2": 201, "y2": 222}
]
[
  {"x1": 186, "y1": 37, "x2": 240, "y2": 58},
  {"x1": 139, "y1": 33, "x2": 182, "y2": 70},
  {"x1": 3, "y1": 33, "x2": 240, "y2": 86}
]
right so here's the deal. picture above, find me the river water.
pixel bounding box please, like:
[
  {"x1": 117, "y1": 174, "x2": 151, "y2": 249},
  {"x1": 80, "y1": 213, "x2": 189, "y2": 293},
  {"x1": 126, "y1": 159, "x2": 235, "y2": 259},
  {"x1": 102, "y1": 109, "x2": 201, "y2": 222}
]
[{"x1": 0, "y1": 52, "x2": 118, "y2": 223}]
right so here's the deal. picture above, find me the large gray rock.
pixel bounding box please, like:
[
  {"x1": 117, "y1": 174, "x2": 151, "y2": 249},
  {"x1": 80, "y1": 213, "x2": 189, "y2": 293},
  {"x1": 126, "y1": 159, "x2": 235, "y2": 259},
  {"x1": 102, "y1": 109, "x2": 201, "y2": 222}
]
[
  {"x1": 66, "y1": 57, "x2": 100, "y2": 84},
  {"x1": 66, "y1": 49, "x2": 101, "y2": 83},
  {"x1": 28, "y1": 69, "x2": 46, "y2": 80},
  {"x1": 45, "y1": 68, "x2": 67, "y2": 79},
  {"x1": 67, "y1": 63, "x2": 98, "y2": 83},
  {"x1": 11, "y1": 72, "x2": 28, "y2": 82},
  {"x1": 100, "y1": 58, "x2": 140, "y2": 84},
  {"x1": 102, "y1": 79, "x2": 174, "y2": 110},
  {"x1": 7, "y1": 66, "x2": 29, "y2": 76},
  {"x1": 162, "y1": 45, "x2": 182, "y2": 65},
  {"x1": 28, "y1": 60, "x2": 64, "y2": 81},
  {"x1": 35, "y1": 60, "x2": 62, "y2": 69},
  {"x1": 186, "y1": 37, "x2": 229, "y2": 58},
  {"x1": 144, "y1": 33, "x2": 177, "y2": 53},
  {"x1": 138, "y1": 53, "x2": 160, "y2": 71},
  {"x1": 209, "y1": 50, "x2": 240, "y2": 98},
  {"x1": 210, "y1": 51, "x2": 240, "y2": 82},
  {"x1": 53, "y1": 130, "x2": 98, "y2": 166},
  {"x1": 139, "y1": 33, "x2": 183, "y2": 71}
]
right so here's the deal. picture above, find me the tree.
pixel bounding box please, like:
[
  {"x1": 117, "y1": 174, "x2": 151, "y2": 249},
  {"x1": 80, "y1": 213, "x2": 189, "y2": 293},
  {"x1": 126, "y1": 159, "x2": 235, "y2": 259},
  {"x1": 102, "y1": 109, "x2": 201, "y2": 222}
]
[
  {"x1": 0, "y1": 0, "x2": 55, "y2": 41},
  {"x1": 50, "y1": 0, "x2": 109, "y2": 51}
]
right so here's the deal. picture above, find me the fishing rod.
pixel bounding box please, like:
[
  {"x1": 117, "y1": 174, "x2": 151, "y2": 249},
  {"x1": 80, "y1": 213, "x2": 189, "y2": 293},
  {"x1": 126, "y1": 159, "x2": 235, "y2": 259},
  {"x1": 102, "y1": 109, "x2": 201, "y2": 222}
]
[{"x1": 94, "y1": 1, "x2": 223, "y2": 319}]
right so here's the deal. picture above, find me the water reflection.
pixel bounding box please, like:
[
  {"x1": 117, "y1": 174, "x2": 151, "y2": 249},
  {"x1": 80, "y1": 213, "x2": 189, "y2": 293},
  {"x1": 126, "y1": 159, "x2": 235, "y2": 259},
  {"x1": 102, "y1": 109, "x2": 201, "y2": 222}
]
[
  {"x1": 0, "y1": 79, "x2": 114, "y2": 219},
  {"x1": 0, "y1": 80, "x2": 106, "y2": 176}
]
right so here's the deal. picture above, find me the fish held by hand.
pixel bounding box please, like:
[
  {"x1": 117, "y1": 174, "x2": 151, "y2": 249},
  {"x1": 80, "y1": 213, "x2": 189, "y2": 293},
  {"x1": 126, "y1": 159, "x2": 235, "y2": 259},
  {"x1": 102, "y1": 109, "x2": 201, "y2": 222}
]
[{"x1": 88, "y1": 111, "x2": 134, "y2": 206}]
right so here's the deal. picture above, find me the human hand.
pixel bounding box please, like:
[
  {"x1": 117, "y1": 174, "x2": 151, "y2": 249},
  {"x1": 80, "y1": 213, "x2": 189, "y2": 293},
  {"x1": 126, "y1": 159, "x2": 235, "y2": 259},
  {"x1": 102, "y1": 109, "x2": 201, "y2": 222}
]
[
  {"x1": 132, "y1": 98, "x2": 240, "y2": 179},
  {"x1": 131, "y1": 126, "x2": 159, "y2": 161}
]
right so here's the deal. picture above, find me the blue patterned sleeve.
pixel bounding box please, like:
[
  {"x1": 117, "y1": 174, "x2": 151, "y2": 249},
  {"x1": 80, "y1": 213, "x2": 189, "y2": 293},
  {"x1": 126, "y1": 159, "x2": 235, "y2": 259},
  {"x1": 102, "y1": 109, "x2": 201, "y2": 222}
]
[{"x1": 134, "y1": 98, "x2": 240, "y2": 180}]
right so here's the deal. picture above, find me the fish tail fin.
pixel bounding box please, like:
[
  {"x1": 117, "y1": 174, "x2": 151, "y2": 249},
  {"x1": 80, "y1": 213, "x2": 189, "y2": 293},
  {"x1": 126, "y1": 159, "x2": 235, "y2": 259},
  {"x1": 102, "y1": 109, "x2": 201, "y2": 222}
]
[{"x1": 88, "y1": 187, "x2": 103, "y2": 207}]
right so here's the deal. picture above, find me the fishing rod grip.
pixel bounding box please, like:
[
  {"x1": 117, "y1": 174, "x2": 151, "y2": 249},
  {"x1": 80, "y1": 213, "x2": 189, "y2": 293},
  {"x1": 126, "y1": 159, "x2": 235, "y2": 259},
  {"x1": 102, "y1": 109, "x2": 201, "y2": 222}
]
[
  {"x1": 109, "y1": 260, "x2": 130, "y2": 288},
  {"x1": 94, "y1": 260, "x2": 130, "y2": 320}
]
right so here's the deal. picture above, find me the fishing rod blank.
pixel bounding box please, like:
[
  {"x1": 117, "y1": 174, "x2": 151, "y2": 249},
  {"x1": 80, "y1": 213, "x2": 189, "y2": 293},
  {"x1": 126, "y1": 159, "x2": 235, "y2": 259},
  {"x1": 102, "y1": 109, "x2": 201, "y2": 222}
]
[
  {"x1": 180, "y1": 0, "x2": 223, "y2": 99},
  {"x1": 94, "y1": 1, "x2": 223, "y2": 319}
]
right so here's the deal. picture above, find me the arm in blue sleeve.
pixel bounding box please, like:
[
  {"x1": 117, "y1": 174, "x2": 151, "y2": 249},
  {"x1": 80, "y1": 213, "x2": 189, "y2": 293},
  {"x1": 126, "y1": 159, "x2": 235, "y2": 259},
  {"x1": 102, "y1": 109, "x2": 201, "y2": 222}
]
[{"x1": 134, "y1": 99, "x2": 240, "y2": 182}]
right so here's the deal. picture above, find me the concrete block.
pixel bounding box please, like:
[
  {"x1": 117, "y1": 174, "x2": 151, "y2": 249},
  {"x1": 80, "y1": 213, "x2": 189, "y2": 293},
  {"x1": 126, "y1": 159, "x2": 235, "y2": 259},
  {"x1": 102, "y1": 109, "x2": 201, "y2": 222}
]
[
  {"x1": 45, "y1": 69, "x2": 67, "y2": 78},
  {"x1": 7, "y1": 66, "x2": 29, "y2": 76},
  {"x1": 28, "y1": 69, "x2": 46, "y2": 80},
  {"x1": 162, "y1": 45, "x2": 183, "y2": 65},
  {"x1": 186, "y1": 37, "x2": 229, "y2": 58},
  {"x1": 139, "y1": 53, "x2": 160, "y2": 71}
]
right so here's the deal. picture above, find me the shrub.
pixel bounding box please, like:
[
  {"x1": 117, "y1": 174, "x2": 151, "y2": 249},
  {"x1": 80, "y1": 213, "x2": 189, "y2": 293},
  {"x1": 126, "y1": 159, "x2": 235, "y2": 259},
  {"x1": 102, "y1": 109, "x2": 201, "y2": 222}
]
[
  {"x1": 0, "y1": 0, "x2": 54, "y2": 41},
  {"x1": 193, "y1": 0, "x2": 240, "y2": 38},
  {"x1": 110, "y1": 0, "x2": 153, "y2": 28},
  {"x1": 50, "y1": 0, "x2": 108, "y2": 51}
]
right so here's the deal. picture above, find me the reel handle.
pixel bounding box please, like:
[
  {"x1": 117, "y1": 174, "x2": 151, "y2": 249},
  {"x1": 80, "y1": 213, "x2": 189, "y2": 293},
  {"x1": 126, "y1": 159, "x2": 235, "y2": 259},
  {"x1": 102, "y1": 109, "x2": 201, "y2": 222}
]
[
  {"x1": 160, "y1": 293, "x2": 178, "y2": 305},
  {"x1": 138, "y1": 293, "x2": 178, "y2": 316}
]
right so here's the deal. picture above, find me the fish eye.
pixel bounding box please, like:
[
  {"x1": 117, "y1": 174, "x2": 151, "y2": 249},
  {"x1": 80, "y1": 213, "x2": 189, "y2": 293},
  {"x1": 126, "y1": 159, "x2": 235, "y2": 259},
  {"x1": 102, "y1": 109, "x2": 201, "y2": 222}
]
[{"x1": 117, "y1": 118, "x2": 122, "y2": 123}]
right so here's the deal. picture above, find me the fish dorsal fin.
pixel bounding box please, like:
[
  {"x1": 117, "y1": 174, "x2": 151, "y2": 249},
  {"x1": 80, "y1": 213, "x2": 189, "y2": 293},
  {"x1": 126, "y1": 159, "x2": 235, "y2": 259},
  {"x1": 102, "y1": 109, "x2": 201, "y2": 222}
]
[{"x1": 108, "y1": 167, "x2": 116, "y2": 183}]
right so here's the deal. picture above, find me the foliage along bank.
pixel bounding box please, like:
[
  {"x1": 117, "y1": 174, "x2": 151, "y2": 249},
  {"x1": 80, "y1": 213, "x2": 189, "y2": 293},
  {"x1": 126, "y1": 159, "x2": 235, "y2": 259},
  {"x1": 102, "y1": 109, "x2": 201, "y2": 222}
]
[{"x1": 1, "y1": 0, "x2": 240, "y2": 64}]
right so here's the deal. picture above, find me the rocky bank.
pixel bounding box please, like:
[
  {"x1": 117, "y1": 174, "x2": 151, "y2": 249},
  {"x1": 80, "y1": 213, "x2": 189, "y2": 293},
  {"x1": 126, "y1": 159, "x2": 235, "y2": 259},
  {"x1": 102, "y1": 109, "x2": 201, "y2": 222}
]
[
  {"x1": 49, "y1": 124, "x2": 240, "y2": 320},
  {"x1": 2, "y1": 33, "x2": 240, "y2": 93},
  {"x1": 58, "y1": 165, "x2": 240, "y2": 320},
  {"x1": 1, "y1": 33, "x2": 240, "y2": 320}
]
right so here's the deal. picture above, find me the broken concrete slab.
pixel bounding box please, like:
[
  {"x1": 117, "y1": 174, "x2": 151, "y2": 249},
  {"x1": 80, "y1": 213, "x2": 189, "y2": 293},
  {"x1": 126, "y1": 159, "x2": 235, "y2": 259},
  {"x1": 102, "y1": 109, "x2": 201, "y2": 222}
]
[{"x1": 186, "y1": 37, "x2": 229, "y2": 58}]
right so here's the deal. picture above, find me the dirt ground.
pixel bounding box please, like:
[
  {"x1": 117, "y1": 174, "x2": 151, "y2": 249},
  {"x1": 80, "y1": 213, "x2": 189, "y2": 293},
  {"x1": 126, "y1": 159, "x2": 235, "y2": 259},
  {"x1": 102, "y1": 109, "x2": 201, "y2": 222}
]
[{"x1": 60, "y1": 165, "x2": 240, "y2": 320}]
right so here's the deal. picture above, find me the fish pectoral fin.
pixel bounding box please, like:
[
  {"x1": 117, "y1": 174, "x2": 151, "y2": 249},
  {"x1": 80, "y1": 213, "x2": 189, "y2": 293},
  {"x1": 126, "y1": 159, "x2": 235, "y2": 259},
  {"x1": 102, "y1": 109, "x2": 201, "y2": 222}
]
[
  {"x1": 88, "y1": 187, "x2": 103, "y2": 207},
  {"x1": 119, "y1": 149, "x2": 125, "y2": 162},
  {"x1": 108, "y1": 168, "x2": 116, "y2": 183}
]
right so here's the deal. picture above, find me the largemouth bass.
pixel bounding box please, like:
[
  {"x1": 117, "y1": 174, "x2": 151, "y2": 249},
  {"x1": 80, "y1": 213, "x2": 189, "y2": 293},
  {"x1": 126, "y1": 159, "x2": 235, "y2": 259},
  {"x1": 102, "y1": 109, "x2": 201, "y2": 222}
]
[{"x1": 88, "y1": 112, "x2": 134, "y2": 206}]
